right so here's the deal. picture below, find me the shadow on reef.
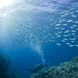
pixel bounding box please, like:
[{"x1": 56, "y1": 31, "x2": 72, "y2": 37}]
[
  {"x1": 31, "y1": 57, "x2": 78, "y2": 78},
  {"x1": 0, "y1": 53, "x2": 22, "y2": 78}
]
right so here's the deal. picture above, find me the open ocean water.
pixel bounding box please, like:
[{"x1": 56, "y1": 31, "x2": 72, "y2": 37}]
[{"x1": 0, "y1": 0, "x2": 78, "y2": 78}]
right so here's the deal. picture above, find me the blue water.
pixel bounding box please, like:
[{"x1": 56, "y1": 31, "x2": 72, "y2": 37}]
[
  {"x1": 0, "y1": 0, "x2": 78, "y2": 78},
  {"x1": 1, "y1": 41, "x2": 78, "y2": 78}
]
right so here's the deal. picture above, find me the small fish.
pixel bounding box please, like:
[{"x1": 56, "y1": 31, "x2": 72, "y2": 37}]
[
  {"x1": 45, "y1": 36, "x2": 48, "y2": 38},
  {"x1": 71, "y1": 41, "x2": 75, "y2": 43},
  {"x1": 62, "y1": 20, "x2": 66, "y2": 22},
  {"x1": 74, "y1": 21, "x2": 78, "y2": 24},
  {"x1": 72, "y1": 33, "x2": 76, "y2": 35},
  {"x1": 76, "y1": 28, "x2": 78, "y2": 30},
  {"x1": 69, "y1": 45, "x2": 74, "y2": 47},
  {"x1": 50, "y1": 40, "x2": 55, "y2": 42},
  {"x1": 45, "y1": 26, "x2": 50, "y2": 28},
  {"x1": 75, "y1": 45, "x2": 78, "y2": 47},
  {"x1": 73, "y1": 25, "x2": 77, "y2": 27},
  {"x1": 61, "y1": 13, "x2": 68, "y2": 17},
  {"x1": 71, "y1": 14, "x2": 76, "y2": 18},
  {"x1": 55, "y1": 33, "x2": 59, "y2": 35},
  {"x1": 69, "y1": 38, "x2": 76, "y2": 40},
  {"x1": 55, "y1": 27, "x2": 60, "y2": 30},
  {"x1": 63, "y1": 38, "x2": 68, "y2": 41},
  {"x1": 61, "y1": 40, "x2": 66, "y2": 42},
  {"x1": 70, "y1": 11, "x2": 74, "y2": 14},
  {"x1": 64, "y1": 30, "x2": 70, "y2": 33},
  {"x1": 61, "y1": 28, "x2": 65, "y2": 30},
  {"x1": 63, "y1": 35, "x2": 68, "y2": 37},
  {"x1": 66, "y1": 43, "x2": 70, "y2": 45},
  {"x1": 48, "y1": 39, "x2": 53, "y2": 42},
  {"x1": 71, "y1": 30, "x2": 76, "y2": 33},
  {"x1": 70, "y1": 27, "x2": 74, "y2": 29},
  {"x1": 56, "y1": 43, "x2": 61, "y2": 46},
  {"x1": 63, "y1": 24, "x2": 67, "y2": 26},
  {"x1": 51, "y1": 37, "x2": 55, "y2": 39},
  {"x1": 43, "y1": 31, "x2": 46, "y2": 33},
  {"x1": 59, "y1": 20, "x2": 66, "y2": 23},
  {"x1": 75, "y1": 10, "x2": 78, "y2": 12},
  {"x1": 55, "y1": 24, "x2": 61, "y2": 26},
  {"x1": 69, "y1": 8, "x2": 74, "y2": 11},
  {"x1": 56, "y1": 35, "x2": 61, "y2": 38},
  {"x1": 67, "y1": 20, "x2": 73, "y2": 22}
]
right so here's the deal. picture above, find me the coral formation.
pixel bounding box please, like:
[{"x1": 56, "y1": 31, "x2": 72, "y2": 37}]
[
  {"x1": 0, "y1": 52, "x2": 78, "y2": 78},
  {"x1": 31, "y1": 57, "x2": 78, "y2": 78}
]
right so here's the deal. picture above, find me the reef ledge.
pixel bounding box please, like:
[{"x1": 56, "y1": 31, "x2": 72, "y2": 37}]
[{"x1": 31, "y1": 57, "x2": 78, "y2": 78}]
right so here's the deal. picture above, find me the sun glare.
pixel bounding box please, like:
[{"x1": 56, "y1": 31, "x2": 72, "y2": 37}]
[{"x1": 0, "y1": 0, "x2": 13, "y2": 8}]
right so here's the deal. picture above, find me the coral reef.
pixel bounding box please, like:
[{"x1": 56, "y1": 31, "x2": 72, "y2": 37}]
[{"x1": 31, "y1": 57, "x2": 78, "y2": 78}]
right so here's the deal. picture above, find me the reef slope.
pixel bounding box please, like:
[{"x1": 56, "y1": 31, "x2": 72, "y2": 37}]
[{"x1": 31, "y1": 57, "x2": 78, "y2": 78}]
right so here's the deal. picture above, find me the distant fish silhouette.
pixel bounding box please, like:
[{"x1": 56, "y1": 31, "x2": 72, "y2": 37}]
[{"x1": 27, "y1": 64, "x2": 47, "y2": 73}]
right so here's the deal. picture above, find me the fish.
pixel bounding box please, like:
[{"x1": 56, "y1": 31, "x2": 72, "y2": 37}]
[
  {"x1": 75, "y1": 21, "x2": 78, "y2": 24},
  {"x1": 60, "y1": 13, "x2": 69, "y2": 17},
  {"x1": 55, "y1": 27, "x2": 60, "y2": 30},
  {"x1": 63, "y1": 24, "x2": 68, "y2": 26},
  {"x1": 55, "y1": 24, "x2": 61, "y2": 26},
  {"x1": 27, "y1": 64, "x2": 47, "y2": 73},
  {"x1": 75, "y1": 45, "x2": 78, "y2": 47},
  {"x1": 71, "y1": 14, "x2": 77, "y2": 18},
  {"x1": 2, "y1": 5, "x2": 78, "y2": 48},
  {"x1": 56, "y1": 43, "x2": 61, "y2": 46},
  {"x1": 64, "y1": 30, "x2": 70, "y2": 33},
  {"x1": 67, "y1": 20, "x2": 73, "y2": 22},
  {"x1": 75, "y1": 10, "x2": 78, "y2": 12},
  {"x1": 69, "y1": 45, "x2": 74, "y2": 47}
]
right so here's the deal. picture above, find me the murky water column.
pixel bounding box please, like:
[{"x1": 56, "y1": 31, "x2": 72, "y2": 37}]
[
  {"x1": 30, "y1": 40, "x2": 46, "y2": 64},
  {"x1": 35, "y1": 45, "x2": 45, "y2": 64}
]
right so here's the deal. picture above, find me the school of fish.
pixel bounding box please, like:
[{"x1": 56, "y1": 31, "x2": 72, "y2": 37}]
[{"x1": 0, "y1": 0, "x2": 78, "y2": 48}]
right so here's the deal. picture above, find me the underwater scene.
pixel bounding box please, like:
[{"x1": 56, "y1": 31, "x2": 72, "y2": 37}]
[{"x1": 0, "y1": 0, "x2": 78, "y2": 78}]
